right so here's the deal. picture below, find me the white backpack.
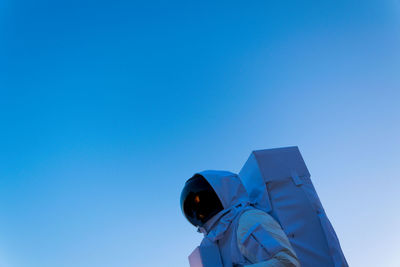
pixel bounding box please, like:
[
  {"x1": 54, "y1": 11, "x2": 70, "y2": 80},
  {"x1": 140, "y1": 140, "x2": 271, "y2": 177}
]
[{"x1": 239, "y1": 146, "x2": 348, "y2": 267}]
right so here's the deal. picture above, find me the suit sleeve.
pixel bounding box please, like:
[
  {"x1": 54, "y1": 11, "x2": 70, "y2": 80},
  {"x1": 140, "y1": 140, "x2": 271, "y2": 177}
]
[{"x1": 237, "y1": 209, "x2": 300, "y2": 267}]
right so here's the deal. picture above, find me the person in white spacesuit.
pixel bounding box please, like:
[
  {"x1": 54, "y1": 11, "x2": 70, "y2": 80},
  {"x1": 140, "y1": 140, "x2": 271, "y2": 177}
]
[{"x1": 180, "y1": 170, "x2": 300, "y2": 267}]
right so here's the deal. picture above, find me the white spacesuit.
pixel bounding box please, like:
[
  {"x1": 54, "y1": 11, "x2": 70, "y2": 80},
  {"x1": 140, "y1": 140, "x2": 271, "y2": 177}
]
[{"x1": 180, "y1": 170, "x2": 300, "y2": 267}]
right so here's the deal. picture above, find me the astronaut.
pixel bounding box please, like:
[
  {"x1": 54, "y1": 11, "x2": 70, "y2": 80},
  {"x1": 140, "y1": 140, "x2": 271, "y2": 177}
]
[{"x1": 181, "y1": 170, "x2": 300, "y2": 267}]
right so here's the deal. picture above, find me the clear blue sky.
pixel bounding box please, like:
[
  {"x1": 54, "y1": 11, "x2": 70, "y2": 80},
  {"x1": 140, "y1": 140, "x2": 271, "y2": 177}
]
[{"x1": 1, "y1": 1, "x2": 399, "y2": 266}]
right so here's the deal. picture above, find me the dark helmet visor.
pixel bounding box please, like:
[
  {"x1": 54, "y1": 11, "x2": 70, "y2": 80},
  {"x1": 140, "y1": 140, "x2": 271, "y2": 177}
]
[{"x1": 180, "y1": 174, "x2": 223, "y2": 227}]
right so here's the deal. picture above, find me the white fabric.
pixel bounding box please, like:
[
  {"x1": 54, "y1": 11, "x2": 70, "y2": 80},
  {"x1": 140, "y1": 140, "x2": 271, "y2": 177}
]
[{"x1": 237, "y1": 209, "x2": 300, "y2": 267}]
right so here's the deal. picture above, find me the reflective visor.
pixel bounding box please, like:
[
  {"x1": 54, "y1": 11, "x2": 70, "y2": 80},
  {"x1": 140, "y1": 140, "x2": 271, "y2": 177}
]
[{"x1": 180, "y1": 174, "x2": 223, "y2": 227}]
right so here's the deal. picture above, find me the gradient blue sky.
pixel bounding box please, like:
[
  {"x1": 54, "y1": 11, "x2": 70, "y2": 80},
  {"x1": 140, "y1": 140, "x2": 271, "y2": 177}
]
[{"x1": 1, "y1": 1, "x2": 399, "y2": 266}]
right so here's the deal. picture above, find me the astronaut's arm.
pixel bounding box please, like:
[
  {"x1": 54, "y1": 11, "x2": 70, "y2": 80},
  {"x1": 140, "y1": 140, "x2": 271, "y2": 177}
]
[
  {"x1": 242, "y1": 251, "x2": 299, "y2": 267},
  {"x1": 237, "y1": 210, "x2": 300, "y2": 267}
]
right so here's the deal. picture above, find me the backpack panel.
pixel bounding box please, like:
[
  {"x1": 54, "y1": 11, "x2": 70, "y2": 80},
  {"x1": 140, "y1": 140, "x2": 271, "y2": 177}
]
[{"x1": 239, "y1": 146, "x2": 348, "y2": 267}]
